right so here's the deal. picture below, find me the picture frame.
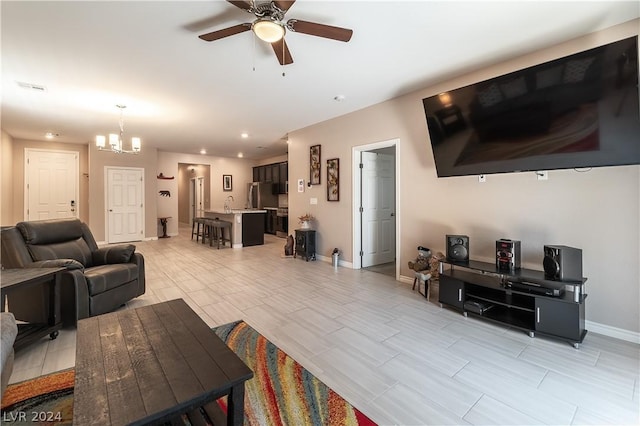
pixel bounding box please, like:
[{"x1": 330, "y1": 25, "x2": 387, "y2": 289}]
[
  {"x1": 223, "y1": 174, "x2": 232, "y2": 191},
  {"x1": 327, "y1": 158, "x2": 339, "y2": 201},
  {"x1": 310, "y1": 145, "x2": 321, "y2": 185}
]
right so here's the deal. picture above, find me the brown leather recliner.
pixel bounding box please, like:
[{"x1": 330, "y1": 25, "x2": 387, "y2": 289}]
[{"x1": 1, "y1": 218, "x2": 145, "y2": 325}]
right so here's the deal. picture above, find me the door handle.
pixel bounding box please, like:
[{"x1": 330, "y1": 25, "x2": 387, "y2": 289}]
[
  {"x1": 109, "y1": 209, "x2": 113, "y2": 212},
  {"x1": 390, "y1": 213, "x2": 395, "y2": 217}
]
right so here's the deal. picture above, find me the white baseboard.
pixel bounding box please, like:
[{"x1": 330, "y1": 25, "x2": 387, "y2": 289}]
[
  {"x1": 398, "y1": 274, "x2": 413, "y2": 285},
  {"x1": 585, "y1": 320, "x2": 640, "y2": 344},
  {"x1": 315, "y1": 254, "x2": 353, "y2": 269},
  {"x1": 99, "y1": 237, "x2": 158, "y2": 244}
]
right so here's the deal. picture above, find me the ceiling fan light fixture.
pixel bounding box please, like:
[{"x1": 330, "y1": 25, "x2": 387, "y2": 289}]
[{"x1": 253, "y1": 18, "x2": 285, "y2": 43}]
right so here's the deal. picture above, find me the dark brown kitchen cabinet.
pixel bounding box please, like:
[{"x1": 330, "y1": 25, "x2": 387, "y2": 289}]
[
  {"x1": 265, "y1": 209, "x2": 277, "y2": 235},
  {"x1": 252, "y1": 162, "x2": 288, "y2": 193}
]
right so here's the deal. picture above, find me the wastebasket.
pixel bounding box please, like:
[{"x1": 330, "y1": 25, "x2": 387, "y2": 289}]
[{"x1": 332, "y1": 248, "x2": 340, "y2": 268}]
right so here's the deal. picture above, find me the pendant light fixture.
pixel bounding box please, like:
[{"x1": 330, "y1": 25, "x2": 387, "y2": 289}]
[{"x1": 96, "y1": 105, "x2": 141, "y2": 154}]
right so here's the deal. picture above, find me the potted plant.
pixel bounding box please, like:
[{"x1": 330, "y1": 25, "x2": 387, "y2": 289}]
[{"x1": 298, "y1": 213, "x2": 315, "y2": 229}]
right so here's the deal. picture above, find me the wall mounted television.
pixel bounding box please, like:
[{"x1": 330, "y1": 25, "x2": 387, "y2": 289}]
[{"x1": 423, "y1": 36, "x2": 639, "y2": 178}]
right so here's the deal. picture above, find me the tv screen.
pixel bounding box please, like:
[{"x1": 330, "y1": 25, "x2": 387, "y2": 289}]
[{"x1": 423, "y1": 36, "x2": 640, "y2": 177}]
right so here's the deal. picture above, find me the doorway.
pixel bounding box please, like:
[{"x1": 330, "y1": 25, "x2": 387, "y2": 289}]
[
  {"x1": 24, "y1": 148, "x2": 79, "y2": 220},
  {"x1": 178, "y1": 163, "x2": 210, "y2": 225},
  {"x1": 190, "y1": 176, "x2": 205, "y2": 222},
  {"x1": 352, "y1": 139, "x2": 399, "y2": 279}
]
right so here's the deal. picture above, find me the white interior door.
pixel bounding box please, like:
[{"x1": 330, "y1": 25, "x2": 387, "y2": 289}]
[
  {"x1": 25, "y1": 149, "x2": 78, "y2": 220},
  {"x1": 106, "y1": 167, "x2": 144, "y2": 243},
  {"x1": 189, "y1": 178, "x2": 195, "y2": 224},
  {"x1": 361, "y1": 152, "x2": 396, "y2": 267},
  {"x1": 189, "y1": 177, "x2": 204, "y2": 222},
  {"x1": 196, "y1": 176, "x2": 204, "y2": 218}
]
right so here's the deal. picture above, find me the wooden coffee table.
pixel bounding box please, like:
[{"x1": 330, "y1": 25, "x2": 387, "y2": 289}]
[{"x1": 73, "y1": 298, "x2": 253, "y2": 426}]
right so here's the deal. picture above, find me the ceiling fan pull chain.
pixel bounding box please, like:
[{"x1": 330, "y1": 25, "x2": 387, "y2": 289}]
[
  {"x1": 281, "y1": 41, "x2": 286, "y2": 77},
  {"x1": 252, "y1": 32, "x2": 256, "y2": 71}
]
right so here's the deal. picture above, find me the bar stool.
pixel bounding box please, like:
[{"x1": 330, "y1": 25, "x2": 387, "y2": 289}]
[
  {"x1": 207, "y1": 220, "x2": 232, "y2": 249},
  {"x1": 191, "y1": 217, "x2": 206, "y2": 242},
  {"x1": 201, "y1": 218, "x2": 216, "y2": 245},
  {"x1": 413, "y1": 271, "x2": 431, "y2": 300}
]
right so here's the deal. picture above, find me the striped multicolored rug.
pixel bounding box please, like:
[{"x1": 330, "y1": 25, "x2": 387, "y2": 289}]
[
  {"x1": 214, "y1": 320, "x2": 375, "y2": 426},
  {"x1": 1, "y1": 320, "x2": 376, "y2": 425}
]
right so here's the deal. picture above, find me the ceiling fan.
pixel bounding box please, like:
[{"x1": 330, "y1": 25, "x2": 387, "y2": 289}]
[{"x1": 198, "y1": 0, "x2": 353, "y2": 65}]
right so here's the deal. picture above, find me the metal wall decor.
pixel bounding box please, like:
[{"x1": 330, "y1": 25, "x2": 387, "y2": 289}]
[
  {"x1": 327, "y1": 158, "x2": 339, "y2": 201},
  {"x1": 310, "y1": 145, "x2": 321, "y2": 185}
]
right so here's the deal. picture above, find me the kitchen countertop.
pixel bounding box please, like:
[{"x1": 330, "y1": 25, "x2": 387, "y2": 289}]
[{"x1": 205, "y1": 209, "x2": 266, "y2": 215}]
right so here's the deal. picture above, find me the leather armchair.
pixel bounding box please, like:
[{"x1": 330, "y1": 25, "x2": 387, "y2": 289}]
[{"x1": 1, "y1": 218, "x2": 145, "y2": 325}]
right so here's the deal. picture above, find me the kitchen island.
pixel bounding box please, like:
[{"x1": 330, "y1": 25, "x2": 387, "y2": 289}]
[{"x1": 204, "y1": 209, "x2": 266, "y2": 247}]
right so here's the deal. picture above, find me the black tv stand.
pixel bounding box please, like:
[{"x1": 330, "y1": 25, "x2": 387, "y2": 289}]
[{"x1": 438, "y1": 260, "x2": 587, "y2": 348}]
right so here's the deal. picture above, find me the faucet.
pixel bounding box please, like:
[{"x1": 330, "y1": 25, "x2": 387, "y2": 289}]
[{"x1": 224, "y1": 195, "x2": 234, "y2": 213}]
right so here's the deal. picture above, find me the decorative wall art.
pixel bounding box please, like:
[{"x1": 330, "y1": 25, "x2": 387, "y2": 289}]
[
  {"x1": 327, "y1": 158, "x2": 339, "y2": 201},
  {"x1": 310, "y1": 145, "x2": 321, "y2": 185},
  {"x1": 223, "y1": 174, "x2": 233, "y2": 191}
]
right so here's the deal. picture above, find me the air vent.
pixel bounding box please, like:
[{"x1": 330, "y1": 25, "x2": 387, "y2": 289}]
[{"x1": 17, "y1": 81, "x2": 47, "y2": 92}]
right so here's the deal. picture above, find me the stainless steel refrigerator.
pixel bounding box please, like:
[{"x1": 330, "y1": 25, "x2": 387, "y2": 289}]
[{"x1": 247, "y1": 182, "x2": 277, "y2": 209}]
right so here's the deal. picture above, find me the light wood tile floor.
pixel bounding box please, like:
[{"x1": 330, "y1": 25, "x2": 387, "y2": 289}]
[{"x1": 10, "y1": 226, "x2": 640, "y2": 425}]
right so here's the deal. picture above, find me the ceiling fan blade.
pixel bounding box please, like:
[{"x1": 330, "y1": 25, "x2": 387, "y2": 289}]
[
  {"x1": 227, "y1": 0, "x2": 252, "y2": 12},
  {"x1": 273, "y1": 0, "x2": 296, "y2": 12},
  {"x1": 199, "y1": 23, "x2": 251, "y2": 42},
  {"x1": 288, "y1": 19, "x2": 353, "y2": 42},
  {"x1": 271, "y1": 38, "x2": 293, "y2": 65}
]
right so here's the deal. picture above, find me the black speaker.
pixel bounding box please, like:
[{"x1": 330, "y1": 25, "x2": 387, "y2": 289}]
[
  {"x1": 496, "y1": 239, "x2": 521, "y2": 270},
  {"x1": 446, "y1": 235, "x2": 469, "y2": 262},
  {"x1": 543, "y1": 245, "x2": 582, "y2": 282}
]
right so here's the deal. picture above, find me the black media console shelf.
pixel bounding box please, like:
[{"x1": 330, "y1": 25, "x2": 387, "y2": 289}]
[{"x1": 439, "y1": 260, "x2": 587, "y2": 348}]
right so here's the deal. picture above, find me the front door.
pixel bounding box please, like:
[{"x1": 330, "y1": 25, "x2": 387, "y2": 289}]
[
  {"x1": 361, "y1": 152, "x2": 396, "y2": 267},
  {"x1": 25, "y1": 149, "x2": 79, "y2": 220},
  {"x1": 106, "y1": 167, "x2": 144, "y2": 243}
]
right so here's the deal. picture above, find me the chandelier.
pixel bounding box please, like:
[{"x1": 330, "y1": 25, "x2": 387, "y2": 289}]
[{"x1": 95, "y1": 105, "x2": 141, "y2": 154}]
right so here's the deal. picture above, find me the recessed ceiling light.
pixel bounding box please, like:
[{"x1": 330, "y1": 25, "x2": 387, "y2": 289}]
[
  {"x1": 241, "y1": 132, "x2": 249, "y2": 139},
  {"x1": 237, "y1": 152, "x2": 244, "y2": 158},
  {"x1": 200, "y1": 149, "x2": 206, "y2": 155},
  {"x1": 45, "y1": 132, "x2": 58, "y2": 139}
]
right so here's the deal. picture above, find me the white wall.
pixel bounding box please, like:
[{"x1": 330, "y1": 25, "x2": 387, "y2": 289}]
[
  {"x1": 1, "y1": 131, "x2": 14, "y2": 226},
  {"x1": 288, "y1": 20, "x2": 640, "y2": 337}
]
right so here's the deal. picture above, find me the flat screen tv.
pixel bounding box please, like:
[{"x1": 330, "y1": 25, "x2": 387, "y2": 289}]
[{"x1": 423, "y1": 36, "x2": 639, "y2": 177}]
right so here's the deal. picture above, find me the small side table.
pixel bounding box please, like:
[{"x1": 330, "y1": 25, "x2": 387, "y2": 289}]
[
  {"x1": 159, "y1": 216, "x2": 171, "y2": 238},
  {"x1": 294, "y1": 229, "x2": 316, "y2": 261},
  {"x1": 0, "y1": 267, "x2": 64, "y2": 351}
]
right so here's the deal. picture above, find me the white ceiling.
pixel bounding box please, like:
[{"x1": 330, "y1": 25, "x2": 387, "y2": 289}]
[{"x1": 2, "y1": 1, "x2": 638, "y2": 160}]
